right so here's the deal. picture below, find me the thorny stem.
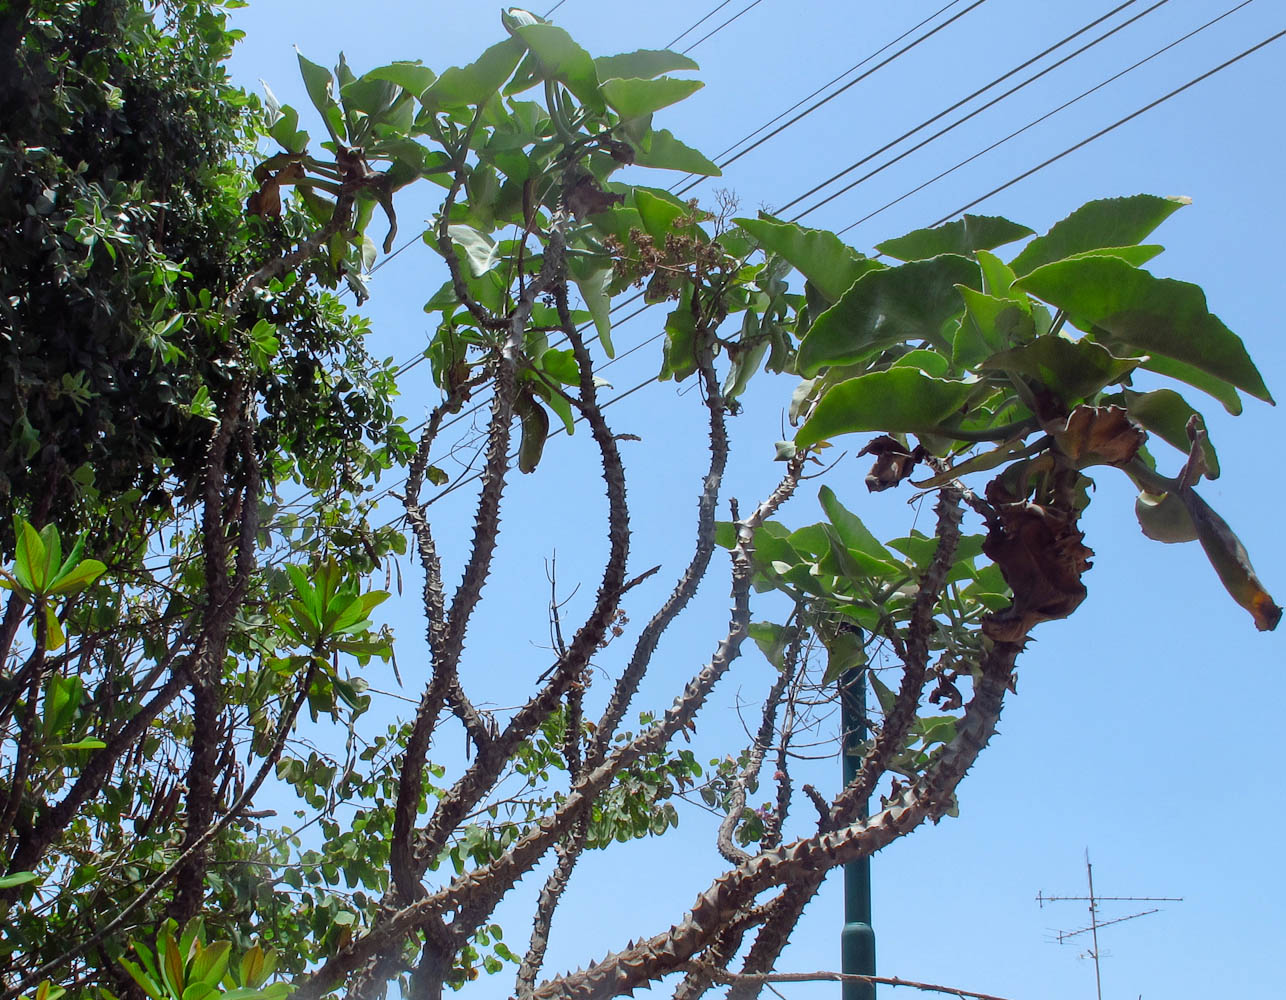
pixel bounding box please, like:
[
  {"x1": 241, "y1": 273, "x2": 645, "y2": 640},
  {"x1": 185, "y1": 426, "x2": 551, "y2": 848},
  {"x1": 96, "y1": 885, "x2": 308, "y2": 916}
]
[
  {"x1": 527, "y1": 639, "x2": 1019, "y2": 1000},
  {"x1": 588, "y1": 318, "x2": 729, "y2": 768},
  {"x1": 694, "y1": 964, "x2": 1019, "y2": 1000},
  {"x1": 715, "y1": 640, "x2": 796, "y2": 865},
  {"x1": 292, "y1": 458, "x2": 806, "y2": 1000}
]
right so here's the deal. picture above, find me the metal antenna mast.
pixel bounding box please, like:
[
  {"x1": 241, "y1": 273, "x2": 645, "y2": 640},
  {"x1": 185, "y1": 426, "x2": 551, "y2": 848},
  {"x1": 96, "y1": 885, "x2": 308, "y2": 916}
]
[{"x1": 1036, "y1": 849, "x2": 1182, "y2": 1000}]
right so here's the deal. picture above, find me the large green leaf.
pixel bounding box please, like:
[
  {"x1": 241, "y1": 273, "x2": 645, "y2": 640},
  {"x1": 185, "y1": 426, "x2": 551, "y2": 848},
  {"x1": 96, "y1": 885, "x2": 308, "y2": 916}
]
[
  {"x1": 421, "y1": 37, "x2": 525, "y2": 110},
  {"x1": 1009, "y1": 194, "x2": 1187, "y2": 275},
  {"x1": 817, "y1": 485, "x2": 897, "y2": 568},
  {"x1": 594, "y1": 49, "x2": 699, "y2": 81},
  {"x1": 797, "y1": 255, "x2": 980, "y2": 376},
  {"x1": 736, "y1": 215, "x2": 881, "y2": 303},
  {"x1": 634, "y1": 188, "x2": 685, "y2": 239},
  {"x1": 952, "y1": 287, "x2": 1034, "y2": 370},
  {"x1": 659, "y1": 295, "x2": 697, "y2": 382},
  {"x1": 632, "y1": 129, "x2": 720, "y2": 175},
  {"x1": 875, "y1": 214, "x2": 1033, "y2": 262},
  {"x1": 569, "y1": 258, "x2": 614, "y2": 357},
  {"x1": 1123, "y1": 388, "x2": 1219, "y2": 478},
  {"x1": 1138, "y1": 355, "x2": 1242, "y2": 415},
  {"x1": 447, "y1": 224, "x2": 501, "y2": 276},
  {"x1": 1016, "y1": 255, "x2": 1272, "y2": 403},
  {"x1": 515, "y1": 24, "x2": 602, "y2": 110},
  {"x1": 795, "y1": 370, "x2": 975, "y2": 447},
  {"x1": 363, "y1": 61, "x2": 437, "y2": 98},
  {"x1": 295, "y1": 51, "x2": 343, "y2": 142},
  {"x1": 601, "y1": 77, "x2": 702, "y2": 117},
  {"x1": 981, "y1": 336, "x2": 1143, "y2": 404}
]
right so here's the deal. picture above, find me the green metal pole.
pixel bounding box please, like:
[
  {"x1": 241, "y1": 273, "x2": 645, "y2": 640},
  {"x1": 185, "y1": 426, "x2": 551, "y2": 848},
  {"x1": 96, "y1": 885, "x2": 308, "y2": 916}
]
[{"x1": 840, "y1": 666, "x2": 875, "y2": 1000}]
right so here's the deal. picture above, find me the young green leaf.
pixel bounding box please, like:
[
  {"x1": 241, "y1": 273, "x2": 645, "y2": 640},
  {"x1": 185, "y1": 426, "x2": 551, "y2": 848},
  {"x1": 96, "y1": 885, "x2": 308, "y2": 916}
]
[
  {"x1": 796, "y1": 255, "x2": 980, "y2": 376},
  {"x1": 735, "y1": 215, "x2": 880, "y2": 303},
  {"x1": 795, "y1": 370, "x2": 975, "y2": 448},
  {"x1": 1015, "y1": 255, "x2": 1272, "y2": 403},
  {"x1": 875, "y1": 214, "x2": 1033, "y2": 262},
  {"x1": 1009, "y1": 194, "x2": 1187, "y2": 274}
]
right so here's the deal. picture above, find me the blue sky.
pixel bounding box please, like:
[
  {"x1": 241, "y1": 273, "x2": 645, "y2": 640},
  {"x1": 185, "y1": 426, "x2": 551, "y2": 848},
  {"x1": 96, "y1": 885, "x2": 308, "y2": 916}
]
[{"x1": 225, "y1": 2, "x2": 1285, "y2": 997}]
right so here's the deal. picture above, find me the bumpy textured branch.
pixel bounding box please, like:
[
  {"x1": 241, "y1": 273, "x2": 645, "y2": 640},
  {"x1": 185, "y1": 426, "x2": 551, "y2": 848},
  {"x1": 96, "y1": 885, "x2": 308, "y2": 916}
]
[
  {"x1": 514, "y1": 813, "x2": 590, "y2": 998},
  {"x1": 174, "y1": 385, "x2": 262, "y2": 923},
  {"x1": 694, "y1": 964, "x2": 1017, "y2": 1000},
  {"x1": 588, "y1": 330, "x2": 727, "y2": 768},
  {"x1": 225, "y1": 190, "x2": 356, "y2": 318},
  {"x1": 391, "y1": 223, "x2": 569, "y2": 900},
  {"x1": 716, "y1": 651, "x2": 795, "y2": 865},
  {"x1": 0, "y1": 615, "x2": 48, "y2": 854},
  {"x1": 514, "y1": 669, "x2": 592, "y2": 995},
  {"x1": 527, "y1": 639, "x2": 1018, "y2": 1000},
  {"x1": 833, "y1": 485, "x2": 963, "y2": 826},
  {"x1": 727, "y1": 486, "x2": 967, "y2": 998},
  {"x1": 293, "y1": 460, "x2": 805, "y2": 1000}
]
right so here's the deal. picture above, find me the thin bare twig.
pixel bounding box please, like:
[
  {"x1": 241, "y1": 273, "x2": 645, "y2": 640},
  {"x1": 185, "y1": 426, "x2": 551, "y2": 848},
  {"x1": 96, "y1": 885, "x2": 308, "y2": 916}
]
[{"x1": 693, "y1": 963, "x2": 1017, "y2": 1000}]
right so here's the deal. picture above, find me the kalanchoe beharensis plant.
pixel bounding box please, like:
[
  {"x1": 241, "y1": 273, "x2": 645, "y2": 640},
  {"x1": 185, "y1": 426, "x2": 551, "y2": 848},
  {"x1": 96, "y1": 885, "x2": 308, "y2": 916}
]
[{"x1": 2, "y1": 7, "x2": 1276, "y2": 1000}]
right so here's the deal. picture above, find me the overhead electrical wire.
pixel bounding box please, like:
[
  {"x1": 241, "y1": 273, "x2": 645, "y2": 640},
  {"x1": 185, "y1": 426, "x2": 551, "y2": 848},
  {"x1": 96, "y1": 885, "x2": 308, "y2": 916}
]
[
  {"x1": 835, "y1": 0, "x2": 1259, "y2": 236},
  {"x1": 665, "y1": 0, "x2": 739, "y2": 50},
  {"x1": 670, "y1": 0, "x2": 967, "y2": 188},
  {"x1": 774, "y1": 0, "x2": 1151, "y2": 218},
  {"x1": 672, "y1": 0, "x2": 992, "y2": 197},
  {"x1": 678, "y1": 0, "x2": 767, "y2": 55},
  {"x1": 916, "y1": 25, "x2": 1286, "y2": 231}
]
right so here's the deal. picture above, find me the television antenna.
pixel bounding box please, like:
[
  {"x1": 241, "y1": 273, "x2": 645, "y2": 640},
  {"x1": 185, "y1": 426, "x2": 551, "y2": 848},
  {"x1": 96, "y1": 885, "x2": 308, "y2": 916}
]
[{"x1": 1036, "y1": 849, "x2": 1182, "y2": 1000}]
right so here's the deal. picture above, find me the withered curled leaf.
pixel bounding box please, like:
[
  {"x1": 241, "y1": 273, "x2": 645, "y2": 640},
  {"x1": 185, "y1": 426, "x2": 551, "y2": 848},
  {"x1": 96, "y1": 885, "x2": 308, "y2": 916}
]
[
  {"x1": 1179, "y1": 488, "x2": 1282, "y2": 631},
  {"x1": 857, "y1": 434, "x2": 925, "y2": 492},
  {"x1": 246, "y1": 161, "x2": 306, "y2": 219},
  {"x1": 1052, "y1": 404, "x2": 1146, "y2": 468},
  {"x1": 564, "y1": 171, "x2": 624, "y2": 219},
  {"x1": 982, "y1": 501, "x2": 1094, "y2": 642}
]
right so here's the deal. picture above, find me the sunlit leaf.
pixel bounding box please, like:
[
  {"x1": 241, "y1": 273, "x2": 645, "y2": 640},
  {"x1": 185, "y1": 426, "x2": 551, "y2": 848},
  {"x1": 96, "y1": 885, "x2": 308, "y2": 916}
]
[
  {"x1": 421, "y1": 37, "x2": 525, "y2": 110},
  {"x1": 875, "y1": 214, "x2": 1033, "y2": 262},
  {"x1": 1016, "y1": 255, "x2": 1272, "y2": 403},
  {"x1": 594, "y1": 49, "x2": 698, "y2": 80},
  {"x1": 514, "y1": 24, "x2": 602, "y2": 110},
  {"x1": 797, "y1": 254, "x2": 980, "y2": 376},
  {"x1": 795, "y1": 370, "x2": 975, "y2": 447},
  {"x1": 631, "y1": 128, "x2": 719, "y2": 175},
  {"x1": 1123, "y1": 388, "x2": 1219, "y2": 478},
  {"x1": 1009, "y1": 194, "x2": 1187, "y2": 274},
  {"x1": 981, "y1": 335, "x2": 1142, "y2": 404},
  {"x1": 736, "y1": 215, "x2": 880, "y2": 303},
  {"x1": 601, "y1": 76, "x2": 702, "y2": 117}
]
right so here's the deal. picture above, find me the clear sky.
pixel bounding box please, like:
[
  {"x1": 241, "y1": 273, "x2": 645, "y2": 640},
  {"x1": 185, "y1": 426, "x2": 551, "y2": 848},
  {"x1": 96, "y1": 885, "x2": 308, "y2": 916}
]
[{"x1": 224, "y1": 2, "x2": 1285, "y2": 998}]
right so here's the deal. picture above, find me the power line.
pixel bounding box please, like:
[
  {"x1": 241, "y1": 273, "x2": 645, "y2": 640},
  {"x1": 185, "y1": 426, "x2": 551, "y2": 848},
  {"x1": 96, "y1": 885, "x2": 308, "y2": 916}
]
[
  {"x1": 835, "y1": 0, "x2": 1258, "y2": 236},
  {"x1": 673, "y1": 0, "x2": 992, "y2": 197},
  {"x1": 913, "y1": 23, "x2": 1285, "y2": 230},
  {"x1": 679, "y1": 0, "x2": 767, "y2": 55},
  {"x1": 665, "y1": 0, "x2": 738, "y2": 50},
  {"x1": 675, "y1": 0, "x2": 967, "y2": 182},
  {"x1": 777, "y1": 0, "x2": 1150, "y2": 219}
]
